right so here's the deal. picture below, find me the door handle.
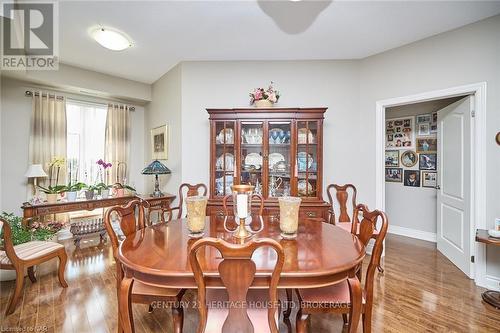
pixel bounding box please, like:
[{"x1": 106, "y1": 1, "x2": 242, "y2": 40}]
[{"x1": 435, "y1": 185, "x2": 441, "y2": 190}]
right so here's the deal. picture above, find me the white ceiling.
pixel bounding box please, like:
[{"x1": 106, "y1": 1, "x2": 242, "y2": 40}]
[{"x1": 59, "y1": 1, "x2": 500, "y2": 84}]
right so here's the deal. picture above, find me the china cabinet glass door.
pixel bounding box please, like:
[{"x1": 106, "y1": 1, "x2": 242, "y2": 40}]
[
  {"x1": 267, "y1": 121, "x2": 292, "y2": 198},
  {"x1": 296, "y1": 121, "x2": 319, "y2": 198},
  {"x1": 214, "y1": 121, "x2": 235, "y2": 197},
  {"x1": 240, "y1": 122, "x2": 264, "y2": 195}
]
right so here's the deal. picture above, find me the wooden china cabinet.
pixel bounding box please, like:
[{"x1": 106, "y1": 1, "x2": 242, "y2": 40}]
[{"x1": 206, "y1": 107, "x2": 330, "y2": 221}]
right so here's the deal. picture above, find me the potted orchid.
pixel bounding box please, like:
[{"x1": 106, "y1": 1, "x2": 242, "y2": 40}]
[
  {"x1": 96, "y1": 159, "x2": 112, "y2": 198},
  {"x1": 84, "y1": 184, "x2": 99, "y2": 200},
  {"x1": 249, "y1": 82, "x2": 280, "y2": 108},
  {"x1": 38, "y1": 157, "x2": 66, "y2": 203}
]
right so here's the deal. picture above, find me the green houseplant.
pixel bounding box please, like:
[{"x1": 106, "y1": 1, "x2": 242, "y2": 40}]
[
  {"x1": 64, "y1": 182, "x2": 86, "y2": 202},
  {"x1": 37, "y1": 185, "x2": 66, "y2": 203},
  {"x1": 84, "y1": 184, "x2": 99, "y2": 200},
  {"x1": 96, "y1": 182, "x2": 111, "y2": 199}
]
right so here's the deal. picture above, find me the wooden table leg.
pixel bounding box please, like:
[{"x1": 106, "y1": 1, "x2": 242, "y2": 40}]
[
  {"x1": 119, "y1": 276, "x2": 135, "y2": 333},
  {"x1": 347, "y1": 276, "x2": 362, "y2": 333}
]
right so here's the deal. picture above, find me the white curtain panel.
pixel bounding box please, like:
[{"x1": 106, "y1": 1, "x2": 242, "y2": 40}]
[
  {"x1": 105, "y1": 104, "x2": 130, "y2": 185},
  {"x1": 28, "y1": 92, "x2": 67, "y2": 187}
]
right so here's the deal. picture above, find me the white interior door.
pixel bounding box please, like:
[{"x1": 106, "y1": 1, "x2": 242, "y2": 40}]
[{"x1": 437, "y1": 96, "x2": 472, "y2": 277}]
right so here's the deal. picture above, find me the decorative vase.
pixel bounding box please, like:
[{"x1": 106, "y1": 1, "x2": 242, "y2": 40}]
[
  {"x1": 66, "y1": 191, "x2": 77, "y2": 202},
  {"x1": 101, "y1": 189, "x2": 110, "y2": 199},
  {"x1": 85, "y1": 190, "x2": 94, "y2": 200},
  {"x1": 254, "y1": 99, "x2": 274, "y2": 108},
  {"x1": 46, "y1": 193, "x2": 58, "y2": 203}
]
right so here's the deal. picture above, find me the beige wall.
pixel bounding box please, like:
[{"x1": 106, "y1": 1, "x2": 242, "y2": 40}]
[
  {"x1": 144, "y1": 64, "x2": 183, "y2": 200},
  {"x1": 0, "y1": 77, "x2": 146, "y2": 215},
  {"x1": 359, "y1": 15, "x2": 500, "y2": 281},
  {"x1": 180, "y1": 60, "x2": 361, "y2": 193}
]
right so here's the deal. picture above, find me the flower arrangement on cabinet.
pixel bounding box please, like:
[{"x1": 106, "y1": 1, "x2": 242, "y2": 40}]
[
  {"x1": 96, "y1": 159, "x2": 113, "y2": 199},
  {"x1": 37, "y1": 157, "x2": 66, "y2": 203},
  {"x1": 249, "y1": 82, "x2": 280, "y2": 107}
]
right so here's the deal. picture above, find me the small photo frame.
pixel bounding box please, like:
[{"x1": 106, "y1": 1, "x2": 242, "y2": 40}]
[
  {"x1": 404, "y1": 170, "x2": 420, "y2": 187},
  {"x1": 416, "y1": 137, "x2": 437, "y2": 153},
  {"x1": 401, "y1": 150, "x2": 418, "y2": 168},
  {"x1": 151, "y1": 124, "x2": 168, "y2": 160},
  {"x1": 386, "y1": 168, "x2": 403, "y2": 182},
  {"x1": 416, "y1": 113, "x2": 432, "y2": 124},
  {"x1": 422, "y1": 171, "x2": 437, "y2": 188},
  {"x1": 385, "y1": 150, "x2": 399, "y2": 167},
  {"x1": 418, "y1": 123, "x2": 430, "y2": 136},
  {"x1": 419, "y1": 153, "x2": 437, "y2": 170}
]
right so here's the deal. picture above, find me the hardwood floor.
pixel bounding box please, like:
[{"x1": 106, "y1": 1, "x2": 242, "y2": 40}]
[{"x1": 1, "y1": 234, "x2": 499, "y2": 332}]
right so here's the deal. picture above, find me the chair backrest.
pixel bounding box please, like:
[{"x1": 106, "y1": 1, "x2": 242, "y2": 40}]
[
  {"x1": 221, "y1": 193, "x2": 264, "y2": 217},
  {"x1": 326, "y1": 184, "x2": 357, "y2": 224},
  {"x1": 189, "y1": 237, "x2": 284, "y2": 333},
  {"x1": 352, "y1": 204, "x2": 388, "y2": 307},
  {"x1": 104, "y1": 199, "x2": 147, "y2": 260},
  {"x1": 177, "y1": 183, "x2": 208, "y2": 219},
  {"x1": 0, "y1": 218, "x2": 20, "y2": 265}
]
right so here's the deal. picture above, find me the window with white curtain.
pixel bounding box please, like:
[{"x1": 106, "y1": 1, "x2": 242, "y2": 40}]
[{"x1": 66, "y1": 100, "x2": 108, "y2": 185}]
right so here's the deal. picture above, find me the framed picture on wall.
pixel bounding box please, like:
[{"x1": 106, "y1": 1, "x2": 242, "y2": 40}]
[
  {"x1": 385, "y1": 150, "x2": 399, "y2": 167},
  {"x1": 404, "y1": 170, "x2": 420, "y2": 187},
  {"x1": 401, "y1": 150, "x2": 418, "y2": 167},
  {"x1": 416, "y1": 113, "x2": 432, "y2": 124},
  {"x1": 416, "y1": 137, "x2": 437, "y2": 153},
  {"x1": 151, "y1": 124, "x2": 168, "y2": 160},
  {"x1": 385, "y1": 168, "x2": 403, "y2": 182},
  {"x1": 430, "y1": 112, "x2": 438, "y2": 134},
  {"x1": 385, "y1": 116, "x2": 414, "y2": 149},
  {"x1": 422, "y1": 171, "x2": 437, "y2": 188},
  {"x1": 418, "y1": 123, "x2": 430, "y2": 136},
  {"x1": 419, "y1": 153, "x2": 437, "y2": 170}
]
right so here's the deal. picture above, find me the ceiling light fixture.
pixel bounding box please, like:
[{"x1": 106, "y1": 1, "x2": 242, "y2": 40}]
[{"x1": 91, "y1": 27, "x2": 132, "y2": 51}]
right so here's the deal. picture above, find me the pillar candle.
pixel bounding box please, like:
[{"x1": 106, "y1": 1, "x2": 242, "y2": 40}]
[{"x1": 236, "y1": 194, "x2": 248, "y2": 219}]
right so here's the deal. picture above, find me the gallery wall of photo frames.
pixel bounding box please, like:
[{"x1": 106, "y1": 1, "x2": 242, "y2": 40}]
[{"x1": 385, "y1": 112, "x2": 438, "y2": 188}]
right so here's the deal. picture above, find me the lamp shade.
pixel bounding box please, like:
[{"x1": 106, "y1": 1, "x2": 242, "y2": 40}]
[
  {"x1": 142, "y1": 160, "x2": 171, "y2": 175},
  {"x1": 24, "y1": 164, "x2": 48, "y2": 178}
]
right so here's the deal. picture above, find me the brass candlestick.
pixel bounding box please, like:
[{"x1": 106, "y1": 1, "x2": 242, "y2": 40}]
[{"x1": 231, "y1": 184, "x2": 254, "y2": 240}]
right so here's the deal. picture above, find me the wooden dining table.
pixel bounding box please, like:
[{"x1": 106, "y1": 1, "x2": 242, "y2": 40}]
[{"x1": 118, "y1": 215, "x2": 366, "y2": 333}]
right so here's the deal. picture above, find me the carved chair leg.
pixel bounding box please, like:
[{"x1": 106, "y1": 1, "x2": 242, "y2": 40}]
[
  {"x1": 172, "y1": 303, "x2": 184, "y2": 333},
  {"x1": 28, "y1": 266, "x2": 37, "y2": 283},
  {"x1": 119, "y1": 277, "x2": 135, "y2": 333},
  {"x1": 362, "y1": 312, "x2": 372, "y2": 333},
  {"x1": 296, "y1": 308, "x2": 309, "y2": 333},
  {"x1": 342, "y1": 313, "x2": 349, "y2": 326},
  {"x1": 5, "y1": 268, "x2": 24, "y2": 315},
  {"x1": 347, "y1": 277, "x2": 362, "y2": 333},
  {"x1": 57, "y1": 251, "x2": 68, "y2": 288},
  {"x1": 283, "y1": 288, "x2": 293, "y2": 319}
]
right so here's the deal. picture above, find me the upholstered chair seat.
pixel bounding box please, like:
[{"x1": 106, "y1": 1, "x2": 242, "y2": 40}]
[{"x1": 0, "y1": 241, "x2": 64, "y2": 265}]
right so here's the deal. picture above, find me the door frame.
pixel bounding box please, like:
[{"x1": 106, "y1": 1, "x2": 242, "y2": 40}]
[{"x1": 375, "y1": 82, "x2": 487, "y2": 283}]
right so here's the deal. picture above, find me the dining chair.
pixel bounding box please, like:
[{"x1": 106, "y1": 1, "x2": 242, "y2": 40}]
[
  {"x1": 294, "y1": 204, "x2": 388, "y2": 333},
  {"x1": 189, "y1": 237, "x2": 284, "y2": 333},
  {"x1": 221, "y1": 193, "x2": 264, "y2": 217},
  {"x1": 326, "y1": 183, "x2": 357, "y2": 231},
  {"x1": 326, "y1": 184, "x2": 384, "y2": 274},
  {"x1": 104, "y1": 199, "x2": 186, "y2": 333},
  {"x1": 0, "y1": 218, "x2": 68, "y2": 315},
  {"x1": 162, "y1": 183, "x2": 208, "y2": 222}
]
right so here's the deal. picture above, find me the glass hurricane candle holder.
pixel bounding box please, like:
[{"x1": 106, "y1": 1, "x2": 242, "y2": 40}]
[
  {"x1": 186, "y1": 196, "x2": 208, "y2": 238},
  {"x1": 231, "y1": 184, "x2": 254, "y2": 239},
  {"x1": 278, "y1": 197, "x2": 302, "y2": 239}
]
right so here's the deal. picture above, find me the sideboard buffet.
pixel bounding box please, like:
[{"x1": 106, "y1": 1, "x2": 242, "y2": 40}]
[{"x1": 206, "y1": 107, "x2": 330, "y2": 220}]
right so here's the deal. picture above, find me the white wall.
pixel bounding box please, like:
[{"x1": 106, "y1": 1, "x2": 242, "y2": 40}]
[
  {"x1": 144, "y1": 64, "x2": 183, "y2": 199},
  {"x1": 0, "y1": 77, "x2": 145, "y2": 215},
  {"x1": 180, "y1": 60, "x2": 361, "y2": 195},
  {"x1": 359, "y1": 15, "x2": 500, "y2": 282}
]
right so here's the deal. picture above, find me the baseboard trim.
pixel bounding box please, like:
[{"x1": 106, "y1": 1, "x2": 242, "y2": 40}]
[
  {"x1": 485, "y1": 275, "x2": 500, "y2": 292},
  {"x1": 389, "y1": 225, "x2": 437, "y2": 243}
]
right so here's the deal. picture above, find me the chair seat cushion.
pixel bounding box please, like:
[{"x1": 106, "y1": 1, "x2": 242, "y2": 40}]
[
  {"x1": 337, "y1": 222, "x2": 380, "y2": 237},
  {"x1": 298, "y1": 281, "x2": 366, "y2": 307},
  {"x1": 132, "y1": 280, "x2": 182, "y2": 298},
  {"x1": 204, "y1": 289, "x2": 279, "y2": 333},
  {"x1": 0, "y1": 241, "x2": 64, "y2": 265}
]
